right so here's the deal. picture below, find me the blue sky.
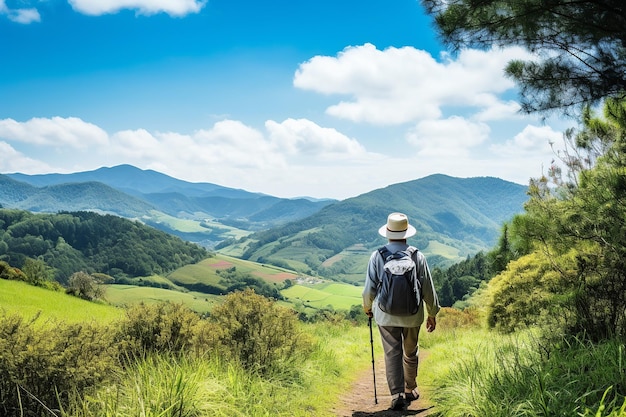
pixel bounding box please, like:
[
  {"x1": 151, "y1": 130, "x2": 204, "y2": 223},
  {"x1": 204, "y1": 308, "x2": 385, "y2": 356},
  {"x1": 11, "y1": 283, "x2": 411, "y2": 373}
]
[{"x1": 0, "y1": 0, "x2": 571, "y2": 199}]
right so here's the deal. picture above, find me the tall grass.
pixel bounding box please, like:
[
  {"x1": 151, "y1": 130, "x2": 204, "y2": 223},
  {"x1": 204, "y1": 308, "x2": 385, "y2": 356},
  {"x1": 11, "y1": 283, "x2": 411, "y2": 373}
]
[
  {"x1": 422, "y1": 315, "x2": 626, "y2": 417},
  {"x1": 62, "y1": 320, "x2": 371, "y2": 417}
]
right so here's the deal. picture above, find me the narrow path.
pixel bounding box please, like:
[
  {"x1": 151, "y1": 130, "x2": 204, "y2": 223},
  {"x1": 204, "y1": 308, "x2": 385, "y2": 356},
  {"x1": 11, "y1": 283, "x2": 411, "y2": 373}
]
[{"x1": 331, "y1": 351, "x2": 436, "y2": 417}]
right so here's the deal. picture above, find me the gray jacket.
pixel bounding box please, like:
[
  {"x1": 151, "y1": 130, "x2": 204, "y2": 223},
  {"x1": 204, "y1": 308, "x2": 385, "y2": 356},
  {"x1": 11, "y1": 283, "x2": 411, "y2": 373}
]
[{"x1": 362, "y1": 242, "x2": 440, "y2": 327}]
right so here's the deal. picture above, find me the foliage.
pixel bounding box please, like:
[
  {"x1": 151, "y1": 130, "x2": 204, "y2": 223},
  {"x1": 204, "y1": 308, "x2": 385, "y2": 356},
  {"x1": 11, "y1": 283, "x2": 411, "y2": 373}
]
[
  {"x1": 0, "y1": 209, "x2": 208, "y2": 284},
  {"x1": 487, "y1": 251, "x2": 578, "y2": 333},
  {"x1": 0, "y1": 311, "x2": 119, "y2": 417},
  {"x1": 215, "y1": 266, "x2": 283, "y2": 299},
  {"x1": 66, "y1": 271, "x2": 110, "y2": 301},
  {"x1": 432, "y1": 251, "x2": 491, "y2": 307},
  {"x1": 495, "y1": 97, "x2": 626, "y2": 341},
  {"x1": 0, "y1": 260, "x2": 27, "y2": 281},
  {"x1": 422, "y1": 0, "x2": 626, "y2": 114},
  {"x1": 115, "y1": 302, "x2": 201, "y2": 360},
  {"x1": 206, "y1": 289, "x2": 314, "y2": 376}
]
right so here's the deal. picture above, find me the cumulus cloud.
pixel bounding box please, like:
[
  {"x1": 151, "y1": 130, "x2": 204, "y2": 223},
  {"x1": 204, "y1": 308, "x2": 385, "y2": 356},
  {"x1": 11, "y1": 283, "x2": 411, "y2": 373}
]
[
  {"x1": 265, "y1": 118, "x2": 367, "y2": 160},
  {"x1": 406, "y1": 116, "x2": 490, "y2": 157},
  {"x1": 0, "y1": 141, "x2": 52, "y2": 173},
  {"x1": 68, "y1": 0, "x2": 206, "y2": 16},
  {"x1": 0, "y1": 0, "x2": 40, "y2": 23},
  {"x1": 294, "y1": 43, "x2": 532, "y2": 125},
  {"x1": 0, "y1": 117, "x2": 109, "y2": 148},
  {"x1": 490, "y1": 124, "x2": 563, "y2": 157}
]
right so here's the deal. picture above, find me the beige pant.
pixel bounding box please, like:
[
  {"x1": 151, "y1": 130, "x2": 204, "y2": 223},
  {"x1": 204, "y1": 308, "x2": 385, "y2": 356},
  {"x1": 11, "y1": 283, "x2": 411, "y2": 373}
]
[{"x1": 378, "y1": 325, "x2": 420, "y2": 395}]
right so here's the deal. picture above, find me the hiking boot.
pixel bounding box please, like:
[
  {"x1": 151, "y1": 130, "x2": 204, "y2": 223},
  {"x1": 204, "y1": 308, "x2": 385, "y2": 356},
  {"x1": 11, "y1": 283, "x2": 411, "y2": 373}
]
[
  {"x1": 405, "y1": 388, "x2": 420, "y2": 403},
  {"x1": 390, "y1": 393, "x2": 406, "y2": 410}
]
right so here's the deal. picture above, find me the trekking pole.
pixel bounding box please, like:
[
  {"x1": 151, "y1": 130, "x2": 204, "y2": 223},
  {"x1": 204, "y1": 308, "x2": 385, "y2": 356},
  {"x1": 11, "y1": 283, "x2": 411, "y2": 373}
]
[{"x1": 368, "y1": 316, "x2": 378, "y2": 404}]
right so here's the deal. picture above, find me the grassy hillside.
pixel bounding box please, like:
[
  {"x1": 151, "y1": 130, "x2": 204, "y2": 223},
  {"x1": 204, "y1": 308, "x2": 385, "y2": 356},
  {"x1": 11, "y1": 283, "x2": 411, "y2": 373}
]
[
  {"x1": 220, "y1": 174, "x2": 528, "y2": 283},
  {"x1": 0, "y1": 279, "x2": 123, "y2": 323},
  {"x1": 102, "y1": 253, "x2": 364, "y2": 314}
]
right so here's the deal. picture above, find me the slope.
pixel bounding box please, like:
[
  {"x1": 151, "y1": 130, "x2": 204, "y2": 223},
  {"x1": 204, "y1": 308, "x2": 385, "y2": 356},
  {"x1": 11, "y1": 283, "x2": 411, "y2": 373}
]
[{"x1": 220, "y1": 174, "x2": 528, "y2": 283}]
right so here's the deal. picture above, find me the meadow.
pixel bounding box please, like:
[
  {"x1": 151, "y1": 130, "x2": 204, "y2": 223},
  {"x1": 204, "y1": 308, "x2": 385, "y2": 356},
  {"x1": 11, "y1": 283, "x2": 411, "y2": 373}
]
[{"x1": 2, "y1": 278, "x2": 625, "y2": 416}]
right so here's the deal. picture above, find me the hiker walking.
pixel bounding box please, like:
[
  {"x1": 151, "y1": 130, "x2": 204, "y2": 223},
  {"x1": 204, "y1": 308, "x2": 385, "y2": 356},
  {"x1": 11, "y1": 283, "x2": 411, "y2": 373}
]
[{"x1": 362, "y1": 212, "x2": 440, "y2": 411}]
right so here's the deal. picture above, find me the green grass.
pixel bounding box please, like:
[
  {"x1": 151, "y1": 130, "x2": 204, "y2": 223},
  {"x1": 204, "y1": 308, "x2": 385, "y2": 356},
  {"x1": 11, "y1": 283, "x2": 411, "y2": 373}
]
[
  {"x1": 0, "y1": 279, "x2": 123, "y2": 323},
  {"x1": 424, "y1": 240, "x2": 461, "y2": 260},
  {"x1": 104, "y1": 284, "x2": 220, "y2": 313},
  {"x1": 281, "y1": 281, "x2": 362, "y2": 310},
  {"x1": 148, "y1": 210, "x2": 251, "y2": 240},
  {"x1": 63, "y1": 321, "x2": 372, "y2": 417},
  {"x1": 420, "y1": 318, "x2": 626, "y2": 417}
]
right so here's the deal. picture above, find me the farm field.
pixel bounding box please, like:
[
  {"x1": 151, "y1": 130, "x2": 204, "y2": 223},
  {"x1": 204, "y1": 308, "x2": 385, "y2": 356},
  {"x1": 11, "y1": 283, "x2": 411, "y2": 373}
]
[
  {"x1": 169, "y1": 253, "x2": 300, "y2": 288},
  {"x1": 281, "y1": 281, "x2": 362, "y2": 311},
  {"x1": 104, "y1": 284, "x2": 220, "y2": 313}
]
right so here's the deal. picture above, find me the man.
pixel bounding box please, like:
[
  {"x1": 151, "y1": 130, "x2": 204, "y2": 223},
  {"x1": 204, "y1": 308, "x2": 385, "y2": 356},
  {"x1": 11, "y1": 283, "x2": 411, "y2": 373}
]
[{"x1": 363, "y1": 212, "x2": 440, "y2": 411}]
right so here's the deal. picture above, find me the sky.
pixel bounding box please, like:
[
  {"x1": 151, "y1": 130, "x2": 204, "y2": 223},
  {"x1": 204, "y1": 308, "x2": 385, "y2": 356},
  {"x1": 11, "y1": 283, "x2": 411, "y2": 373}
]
[{"x1": 0, "y1": 0, "x2": 574, "y2": 200}]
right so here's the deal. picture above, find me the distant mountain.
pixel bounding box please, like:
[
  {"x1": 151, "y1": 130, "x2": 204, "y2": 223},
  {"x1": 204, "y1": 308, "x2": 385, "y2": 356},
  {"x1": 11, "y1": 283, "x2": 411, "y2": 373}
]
[
  {"x1": 219, "y1": 174, "x2": 529, "y2": 283},
  {"x1": 3, "y1": 165, "x2": 336, "y2": 245},
  {"x1": 7, "y1": 164, "x2": 262, "y2": 198},
  {"x1": 0, "y1": 175, "x2": 155, "y2": 217}
]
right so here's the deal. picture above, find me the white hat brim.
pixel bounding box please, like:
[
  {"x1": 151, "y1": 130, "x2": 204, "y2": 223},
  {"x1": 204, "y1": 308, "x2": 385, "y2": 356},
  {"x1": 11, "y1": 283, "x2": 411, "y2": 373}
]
[{"x1": 378, "y1": 224, "x2": 417, "y2": 239}]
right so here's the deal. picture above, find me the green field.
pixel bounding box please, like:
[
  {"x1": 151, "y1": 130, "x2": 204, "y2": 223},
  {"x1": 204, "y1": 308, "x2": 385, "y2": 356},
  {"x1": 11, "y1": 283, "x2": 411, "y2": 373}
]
[
  {"x1": 282, "y1": 281, "x2": 362, "y2": 310},
  {"x1": 104, "y1": 284, "x2": 220, "y2": 313},
  {"x1": 147, "y1": 210, "x2": 251, "y2": 240},
  {"x1": 0, "y1": 279, "x2": 123, "y2": 323}
]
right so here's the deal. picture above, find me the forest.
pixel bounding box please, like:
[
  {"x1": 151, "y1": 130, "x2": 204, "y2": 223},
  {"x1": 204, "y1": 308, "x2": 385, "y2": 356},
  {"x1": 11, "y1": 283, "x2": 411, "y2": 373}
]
[{"x1": 0, "y1": 209, "x2": 208, "y2": 284}]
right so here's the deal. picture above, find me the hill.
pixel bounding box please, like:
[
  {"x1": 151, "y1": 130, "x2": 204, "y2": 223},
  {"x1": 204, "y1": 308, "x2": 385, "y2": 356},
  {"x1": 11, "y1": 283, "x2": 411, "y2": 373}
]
[
  {"x1": 0, "y1": 279, "x2": 123, "y2": 323},
  {"x1": 0, "y1": 208, "x2": 209, "y2": 284},
  {"x1": 220, "y1": 174, "x2": 528, "y2": 283},
  {"x1": 4, "y1": 165, "x2": 335, "y2": 246}
]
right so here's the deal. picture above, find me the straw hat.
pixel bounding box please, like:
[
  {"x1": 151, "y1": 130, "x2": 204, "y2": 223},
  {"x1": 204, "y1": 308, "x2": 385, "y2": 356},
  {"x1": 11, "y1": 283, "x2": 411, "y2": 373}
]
[{"x1": 378, "y1": 212, "x2": 417, "y2": 239}]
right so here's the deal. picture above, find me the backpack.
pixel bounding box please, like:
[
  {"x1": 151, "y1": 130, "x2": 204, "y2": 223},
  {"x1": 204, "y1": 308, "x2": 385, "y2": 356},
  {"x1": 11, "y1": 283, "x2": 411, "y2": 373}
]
[{"x1": 376, "y1": 246, "x2": 421, "y2": 316}]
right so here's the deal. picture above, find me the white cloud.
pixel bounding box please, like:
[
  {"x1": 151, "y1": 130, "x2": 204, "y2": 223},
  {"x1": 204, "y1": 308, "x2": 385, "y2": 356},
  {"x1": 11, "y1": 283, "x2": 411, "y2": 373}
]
[
  {"x1": 294, "y1": 43, "x2": 532, "y2": 125},
  {"x1": 491, "y1": 124, "x2": 563, "y2": 157},
  {"x1": 0, "y1": 142, "x2": 52, "y2": 173},
  {"x1": 68, "y1": 0, "x2": 205, "y2": 16},
  {"x1": 407, "y1": 116, "x2": 490, "y2": 157},
  {"x1": 0, "y1": 117, "x2": 109, "y2": 148},
  {"x1": 0, "y1": 0, "x2": 40, "y2": 23},
  {"x1": 265, "y1": 118, "x2": 367, "y2": 160}
]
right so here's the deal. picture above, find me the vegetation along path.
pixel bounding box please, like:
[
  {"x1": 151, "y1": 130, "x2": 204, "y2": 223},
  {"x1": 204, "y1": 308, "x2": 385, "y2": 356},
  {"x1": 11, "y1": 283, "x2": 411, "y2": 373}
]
[{"x1": 333, "y1": 352, "x2": 436, "y2": 417}]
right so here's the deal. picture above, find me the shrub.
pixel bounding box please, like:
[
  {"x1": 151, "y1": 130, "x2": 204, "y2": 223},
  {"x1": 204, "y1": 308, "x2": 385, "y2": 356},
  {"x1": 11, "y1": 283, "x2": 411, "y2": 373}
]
[
  {"x1": 115, "y1": 302, "x2": 200, "y2": 360},
  {"x1": 206, "y1": 289, "x2": 313, "y2": 376},
  {"x1": 0, "y1": 311, "x2": 118, "y2": 416}
]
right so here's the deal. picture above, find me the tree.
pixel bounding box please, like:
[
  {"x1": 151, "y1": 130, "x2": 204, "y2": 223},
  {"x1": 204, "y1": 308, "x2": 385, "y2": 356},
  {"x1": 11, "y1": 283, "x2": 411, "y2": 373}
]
[
  {"x1": 421, "y1": 0, "x2": 626, "y2": 114},
  {"x1": 500, "y1": 98, "x2": 626, "y2": 340},
  {"x1": 67, "y1": 271, "x2": 105, "y2": 301}
]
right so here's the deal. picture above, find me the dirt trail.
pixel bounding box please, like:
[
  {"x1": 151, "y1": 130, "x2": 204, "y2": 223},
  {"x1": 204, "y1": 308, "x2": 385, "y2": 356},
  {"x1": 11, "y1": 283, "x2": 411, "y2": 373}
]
[{"x1": 331, "y1": 352, "x2": 436, "y2": 417}]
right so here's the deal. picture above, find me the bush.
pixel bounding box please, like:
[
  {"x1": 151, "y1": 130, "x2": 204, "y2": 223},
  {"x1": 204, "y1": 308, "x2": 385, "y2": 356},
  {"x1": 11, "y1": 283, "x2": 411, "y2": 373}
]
[
  {"x1": 0, "y1": 311, "x2": 118, "y2": 416},
  {"x1": 206, "y1": 289, "x2": 313, "y2": 376},
  {"x1": 115, "y1": 302, "x2": 201, "y2": 360}
]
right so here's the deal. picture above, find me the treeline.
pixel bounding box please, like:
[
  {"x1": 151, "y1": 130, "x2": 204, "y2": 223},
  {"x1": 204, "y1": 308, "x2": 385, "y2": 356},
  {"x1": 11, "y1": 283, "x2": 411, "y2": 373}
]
[
  {"x1": 432, "y1": 223, "x2": 516, "y2": 307},
  {"x1": 0, "y1": 209, "x2": 209, "y2": 284}
]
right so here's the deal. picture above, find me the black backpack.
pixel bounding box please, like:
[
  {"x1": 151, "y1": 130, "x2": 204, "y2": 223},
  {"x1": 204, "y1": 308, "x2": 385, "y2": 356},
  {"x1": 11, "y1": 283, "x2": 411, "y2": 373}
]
[{"x1": 376, "y1": 246, "x2": 421, "y2": 316}]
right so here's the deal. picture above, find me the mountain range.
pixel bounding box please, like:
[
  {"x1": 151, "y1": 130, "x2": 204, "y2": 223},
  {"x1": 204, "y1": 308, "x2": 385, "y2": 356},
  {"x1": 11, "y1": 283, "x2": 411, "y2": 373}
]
[
  {"x1": 1, "y1": 165, "x2": 529, "y2": 278},
  {"x1": 2, "y1": 165, "x2": 334, "y2": 246}
]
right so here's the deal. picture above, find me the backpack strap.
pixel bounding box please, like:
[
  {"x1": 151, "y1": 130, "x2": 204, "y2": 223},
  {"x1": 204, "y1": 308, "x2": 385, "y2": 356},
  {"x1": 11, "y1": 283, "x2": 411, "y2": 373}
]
[{"x1": 377, "y1": 246, "x2": 393, "y2": 262}]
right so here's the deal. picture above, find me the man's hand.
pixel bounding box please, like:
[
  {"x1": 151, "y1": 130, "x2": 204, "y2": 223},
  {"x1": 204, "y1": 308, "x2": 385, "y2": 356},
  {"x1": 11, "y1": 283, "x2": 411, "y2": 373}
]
[
  {"x1": 426, "y1": 316, "x2": 436, "y2": 332},
  {"x1": 365, "y1": 309, "x2": 373, "y2": 318}
]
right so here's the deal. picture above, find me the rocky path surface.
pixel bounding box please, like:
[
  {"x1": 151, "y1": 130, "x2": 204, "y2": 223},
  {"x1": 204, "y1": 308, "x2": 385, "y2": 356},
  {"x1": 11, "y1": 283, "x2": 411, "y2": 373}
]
[{"x1": 331, "y1": 353, "x2": 436, "y2": 417}]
